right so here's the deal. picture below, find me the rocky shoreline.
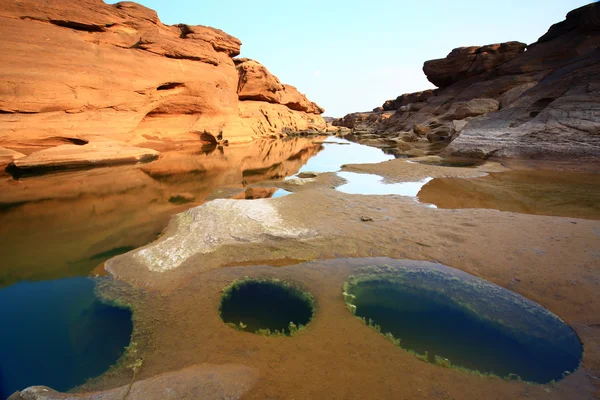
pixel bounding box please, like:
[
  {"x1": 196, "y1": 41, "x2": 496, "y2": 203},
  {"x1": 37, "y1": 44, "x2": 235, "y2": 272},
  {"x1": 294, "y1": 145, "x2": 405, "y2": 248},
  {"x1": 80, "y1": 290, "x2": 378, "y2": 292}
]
[
  {"x1": 2, "y1": 1, "x2": 599, "y2": 400},
  {"x1": 332, "y1": 3, "x2": 600, "y2": 162}
]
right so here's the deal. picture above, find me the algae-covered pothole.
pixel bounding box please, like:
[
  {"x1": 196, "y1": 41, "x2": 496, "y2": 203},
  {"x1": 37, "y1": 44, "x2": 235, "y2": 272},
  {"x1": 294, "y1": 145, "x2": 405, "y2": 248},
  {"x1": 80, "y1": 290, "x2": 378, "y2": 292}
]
[
  {"x1": 0, "y1": 277, "x2": 133, "y2": 397},
  {"x1": 220, "y1": 278, "x2": 315, "y2": 336},
  {"x1": 343, "y1": 266, "x2": 582, "y2": 383}
]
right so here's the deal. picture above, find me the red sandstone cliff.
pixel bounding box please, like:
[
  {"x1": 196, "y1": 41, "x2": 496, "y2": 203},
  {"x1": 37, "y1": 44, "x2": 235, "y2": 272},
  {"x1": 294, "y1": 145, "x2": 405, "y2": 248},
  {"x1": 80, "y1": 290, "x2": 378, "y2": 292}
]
[{"x1": 0, "y1": 0, "x2": 325, "y2": 171}]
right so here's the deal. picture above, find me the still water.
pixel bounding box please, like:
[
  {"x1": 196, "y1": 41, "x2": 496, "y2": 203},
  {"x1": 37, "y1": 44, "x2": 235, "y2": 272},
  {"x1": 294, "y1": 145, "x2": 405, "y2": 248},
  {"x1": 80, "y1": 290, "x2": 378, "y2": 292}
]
[
  {"x1": 0, "y1": 278, "x2": 132, "y2": 397},
  {"x1": 220, "y1": 279, "x2": 314, "y2": 335},
  {"x1": 345, "y1": 266, "x2": 582, "y2": 383},
  {"x1": 418, "y1": 169, "x2": 600, "y2": 219},
  {"x1": 0, "y1": 136, "x2": 595, "y2": 394},
  {"x1": 0, "y1": 138, "x2": 325, "y2": 395}
]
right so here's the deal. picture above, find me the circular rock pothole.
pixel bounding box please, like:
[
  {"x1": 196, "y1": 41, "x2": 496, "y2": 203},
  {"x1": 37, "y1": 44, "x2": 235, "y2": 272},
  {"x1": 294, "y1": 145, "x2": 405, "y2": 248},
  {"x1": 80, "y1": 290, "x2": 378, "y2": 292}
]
[
  {"x1": 220, "y1": 278, "x2": 315, "y2": 336},
  {"x1": 343, "y1": 266, "x2": 582, "y2": 383}
]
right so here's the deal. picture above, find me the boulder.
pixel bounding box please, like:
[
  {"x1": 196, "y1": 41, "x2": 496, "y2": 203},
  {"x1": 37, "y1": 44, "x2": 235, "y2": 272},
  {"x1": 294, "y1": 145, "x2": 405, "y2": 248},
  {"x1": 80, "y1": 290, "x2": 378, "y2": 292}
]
[
  {"x1": 280, "y1": 84, "x2": 325, "y2": 114},
  {"x1": 423, "y1": 42, "x2": 526, "y2": 88},
  {"x1": 235, "y1": 59, "x2": 324, "y2": 115},
  {"x1": 413, "y1": 124, "x2": 430, "y2": 136},
  {"x1": 235, "y1": 58, "x2": 285, "y2": 103}
]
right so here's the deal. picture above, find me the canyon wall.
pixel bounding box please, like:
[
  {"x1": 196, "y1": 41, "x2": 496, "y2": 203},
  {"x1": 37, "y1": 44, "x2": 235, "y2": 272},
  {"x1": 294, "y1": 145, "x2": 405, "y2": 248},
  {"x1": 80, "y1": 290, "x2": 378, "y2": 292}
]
[
  {"x1": 334, "y1": 3, "x2": 599, "y2": 161},
  {"x1": 0, "y1": 0, "x2": 325, "y2": 168}
]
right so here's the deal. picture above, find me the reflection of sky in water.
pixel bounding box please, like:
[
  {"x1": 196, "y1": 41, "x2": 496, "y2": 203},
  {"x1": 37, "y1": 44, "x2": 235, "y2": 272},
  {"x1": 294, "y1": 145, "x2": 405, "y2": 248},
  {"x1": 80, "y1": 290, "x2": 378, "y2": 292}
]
[
  {"x1": 297, "y1": 137, "x2": 394, "y2": 174},
  {"x1": 272, "y1": 189, "x2": 292, "y2": 198},
  {"x1": 0, "y1": 278, "x2": 132, "y2": 397},
  {"x1": 337, "y1": 172, "x2": 432, "y2": 196}
]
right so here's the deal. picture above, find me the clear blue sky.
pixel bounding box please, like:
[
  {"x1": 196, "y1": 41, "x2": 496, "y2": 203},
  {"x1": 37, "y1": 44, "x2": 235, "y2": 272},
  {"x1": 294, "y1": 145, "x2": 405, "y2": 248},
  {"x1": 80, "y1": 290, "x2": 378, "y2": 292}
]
[{"x1": 109, "y1": 0, "x2": 592, "y2": 117}]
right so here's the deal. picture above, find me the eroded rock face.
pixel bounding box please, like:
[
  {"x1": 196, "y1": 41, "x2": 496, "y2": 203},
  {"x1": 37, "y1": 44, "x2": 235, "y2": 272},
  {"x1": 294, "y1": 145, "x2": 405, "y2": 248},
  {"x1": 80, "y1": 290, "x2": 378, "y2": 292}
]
[
  {"x1": 0, "y1": 0, "x2": 325, "y2": 161},
  {"x1": 335, "y1": 2, "x2": 600, "y2": 161},
  {"x1": 10, "y1": 364, "x2": 258, "y2": 400},
  {"x1": 235, "y1": 59, "x2": 324, "y2": 114}
]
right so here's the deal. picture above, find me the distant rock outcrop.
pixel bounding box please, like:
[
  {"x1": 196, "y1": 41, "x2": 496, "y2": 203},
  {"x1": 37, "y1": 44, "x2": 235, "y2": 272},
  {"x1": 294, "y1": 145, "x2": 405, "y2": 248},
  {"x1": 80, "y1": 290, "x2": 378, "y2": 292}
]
[
  {"x1": 0, "y1": 0, "x2": 325, "y2": 171},
  {"x1": 334, "y1": 2, "x2": 600, "y2": 161},
  {"x1": 422, "y1": 42, "x2": 527, "y2": 88}
]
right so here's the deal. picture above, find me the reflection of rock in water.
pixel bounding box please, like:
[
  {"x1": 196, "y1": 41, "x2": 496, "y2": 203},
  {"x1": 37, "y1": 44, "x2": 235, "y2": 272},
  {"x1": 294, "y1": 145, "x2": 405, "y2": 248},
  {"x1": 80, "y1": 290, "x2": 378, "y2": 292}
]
[
  {"x1": 418, "y1": 169, "x2": 600, "y2": 219},
  {"x1": 0, "y1": 138, "x2": 323, "y2": 286},
  {"x1": 231, "y1": 187, "x2": 278, "y2": 200}
]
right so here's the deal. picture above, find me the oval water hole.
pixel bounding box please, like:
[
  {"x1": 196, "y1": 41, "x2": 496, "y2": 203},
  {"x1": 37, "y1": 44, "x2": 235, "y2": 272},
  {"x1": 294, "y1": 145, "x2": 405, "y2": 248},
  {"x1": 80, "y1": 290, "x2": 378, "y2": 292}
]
[
  {"x1": 343, "y1": 266, "x2": 582, "y2": 383},
  {"x1": 220, "y1": 278, "x2": 314, "y2": 336}
]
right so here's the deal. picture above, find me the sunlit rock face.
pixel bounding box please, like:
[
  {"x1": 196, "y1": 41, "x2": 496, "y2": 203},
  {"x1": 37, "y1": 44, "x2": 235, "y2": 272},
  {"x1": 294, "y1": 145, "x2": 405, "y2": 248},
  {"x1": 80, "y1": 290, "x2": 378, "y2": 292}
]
[{"x1": 0, "y1": 0, "x2": 325, "y2": 165}]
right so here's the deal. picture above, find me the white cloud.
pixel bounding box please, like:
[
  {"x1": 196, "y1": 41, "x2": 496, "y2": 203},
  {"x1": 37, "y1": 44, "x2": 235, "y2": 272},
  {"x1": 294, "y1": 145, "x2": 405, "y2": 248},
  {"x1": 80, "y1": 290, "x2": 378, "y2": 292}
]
[{"x1": 312, "y1": 69, "x2": 321, "y2": 78}]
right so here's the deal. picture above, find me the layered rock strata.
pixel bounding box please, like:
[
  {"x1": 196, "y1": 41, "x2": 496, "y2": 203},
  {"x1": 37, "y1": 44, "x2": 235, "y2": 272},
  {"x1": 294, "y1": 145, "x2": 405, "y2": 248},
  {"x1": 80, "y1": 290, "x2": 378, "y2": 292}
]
[{"x1": 0, "y1": 0, "x2": 325, "y2": 171}]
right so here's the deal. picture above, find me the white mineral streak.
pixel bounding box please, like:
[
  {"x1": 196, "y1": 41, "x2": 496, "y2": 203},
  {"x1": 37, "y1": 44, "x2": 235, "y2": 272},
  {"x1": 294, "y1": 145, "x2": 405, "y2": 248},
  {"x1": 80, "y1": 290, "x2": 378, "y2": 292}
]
[{"x1": 133, "y1": 199, "x2": 315, "y2": 272}]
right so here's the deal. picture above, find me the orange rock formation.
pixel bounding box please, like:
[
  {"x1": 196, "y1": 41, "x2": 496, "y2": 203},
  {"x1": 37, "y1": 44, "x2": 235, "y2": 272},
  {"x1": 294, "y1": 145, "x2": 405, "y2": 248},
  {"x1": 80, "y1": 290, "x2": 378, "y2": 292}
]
[{"x1": 0, "y1": 0, "x2": 325, "y2": 170}]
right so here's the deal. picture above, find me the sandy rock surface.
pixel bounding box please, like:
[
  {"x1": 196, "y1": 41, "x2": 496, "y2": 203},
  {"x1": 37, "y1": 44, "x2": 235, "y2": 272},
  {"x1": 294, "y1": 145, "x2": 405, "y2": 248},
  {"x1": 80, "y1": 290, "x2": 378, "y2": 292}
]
[{"x1": 9, "y1": 364, "x2": 258, "y2": 400}]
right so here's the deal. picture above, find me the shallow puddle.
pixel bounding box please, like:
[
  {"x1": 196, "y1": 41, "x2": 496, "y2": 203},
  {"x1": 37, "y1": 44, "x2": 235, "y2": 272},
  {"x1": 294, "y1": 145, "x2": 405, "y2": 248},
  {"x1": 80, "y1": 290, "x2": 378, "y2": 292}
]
[
  {"x1": 231, "y1": 187, "x2": 292, "y2": 200},
  {"x1": 272, "y1": 189, "x2": 292, "y2": 198},
  {"x1": 344, "y1": 266, "x2": 582, "y2": 383},
  {"x1": 0, "y1": 277, "x2": 132, "y2": 397},
  {"x1": 337, "y1": 171, "x2": 432, "y2": 196},
  {"x1": 295, "y1": 137, "x2": 394, "y2": 174},
  {"x1": 219, "y1": 278, "x2": 314, "y2": 335},
  {"x1": 418, "y1": 169, "x2": 600, "y2": 219}
]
